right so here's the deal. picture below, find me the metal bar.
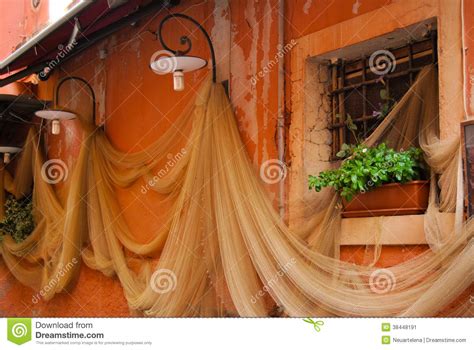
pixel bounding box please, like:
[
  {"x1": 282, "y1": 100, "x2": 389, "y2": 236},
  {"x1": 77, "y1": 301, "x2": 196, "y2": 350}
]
[
  {"x1": 408, "y1": 42, "x2": 414, "y2": 85},
  {"x1": 361, "y1": 56, "x2": 367, "y2": 137},
  {"x1": 337, "y1": 61, "x2": 346, "y2": 146},
  {"x1": 329, "y1": 67, "x2": 425, "y2": 95},
  {"x1": 344, "y1": 48, "x2": 432, "y2": 80},
  {"x1": 346, "y1": 47, "x2": 433, "y2": 79},
  {"x1": 55, "y1": 76, "x2": 96, "y2": 123},
  {"x1": 329, "y1": 114, "x2": 382, "y2": 129},
  {"x1": 386, "y1": 74, "x2": 390, "y2": 104},
  {"x1": 0, "y1": 64, "x2": 46, "y2": 87},
  {"x1": 431, "y1": 32, "x2": 438, "y2": 63},
  {"x1": 331, "y1": 64, "x2": 338, "y2": 158},
  {"x1": 277, "y1": 0, "x2": 285, "y2": 218}
]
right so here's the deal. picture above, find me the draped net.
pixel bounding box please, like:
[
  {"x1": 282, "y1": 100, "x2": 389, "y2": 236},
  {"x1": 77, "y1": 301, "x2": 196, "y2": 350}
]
[{"x1": 0, "y1": 65, "x2": 472, "y2": 316}]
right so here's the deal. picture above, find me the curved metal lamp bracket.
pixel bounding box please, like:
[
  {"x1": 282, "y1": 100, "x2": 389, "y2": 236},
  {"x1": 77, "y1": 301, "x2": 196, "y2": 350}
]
[
  {"x1": 157, "y1": 13, "x2": 217, "y2": 83},
  {"x1": 55, "y1": 76, "x2": 96, "y2": 122}
]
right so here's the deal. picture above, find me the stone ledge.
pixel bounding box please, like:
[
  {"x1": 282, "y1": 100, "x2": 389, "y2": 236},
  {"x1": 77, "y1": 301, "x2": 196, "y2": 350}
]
[{"x1": 340, "y1": 213, "x2": 455, "y2": 245}]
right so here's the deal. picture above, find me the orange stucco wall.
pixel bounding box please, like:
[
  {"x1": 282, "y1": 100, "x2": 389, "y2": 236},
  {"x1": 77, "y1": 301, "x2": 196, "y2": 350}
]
[
  {"x1": 0, "y1": 0, "x2": 50, "y2": 61},
  {"x1": 0, "y1": 0, "x2": 473, "y2": 316},
  {"x1": 464, "y1": 0, "x2": 474, "y2": 118}
]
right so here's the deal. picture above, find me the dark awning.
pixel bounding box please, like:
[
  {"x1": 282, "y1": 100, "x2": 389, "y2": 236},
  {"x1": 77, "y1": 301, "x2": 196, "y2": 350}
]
[
  {"x1": 0, "y1": 94, "x2": 50, "y2": 147},
  {"x1": 0, "y1": 0, "x2": 178, "y2": 87}
]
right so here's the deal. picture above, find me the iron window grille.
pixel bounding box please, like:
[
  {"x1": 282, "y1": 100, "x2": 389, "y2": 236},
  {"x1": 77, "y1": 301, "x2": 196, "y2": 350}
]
[{"x1": 328, "y1": 32, "x2": 437, "y2": 160}]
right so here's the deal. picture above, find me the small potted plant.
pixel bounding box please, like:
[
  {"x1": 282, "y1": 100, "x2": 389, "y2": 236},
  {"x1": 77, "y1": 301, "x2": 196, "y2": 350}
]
[
  {"x1": 308, "y1": 143, "x2": 429, "y2": 218},
  {"x1": 0, "y1": 194, "x2": 35, "y2": 242}
]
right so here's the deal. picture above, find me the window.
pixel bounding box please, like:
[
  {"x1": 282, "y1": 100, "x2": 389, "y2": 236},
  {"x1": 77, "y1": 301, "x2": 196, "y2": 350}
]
[{"x1": 328, "y1": 33, "x2": 437, "y2": 159}]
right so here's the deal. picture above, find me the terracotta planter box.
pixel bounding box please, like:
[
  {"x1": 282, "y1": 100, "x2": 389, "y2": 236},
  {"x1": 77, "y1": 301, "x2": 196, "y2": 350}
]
[{"x1": 341, "y1": 180, "x2": 429, "y2": 218}]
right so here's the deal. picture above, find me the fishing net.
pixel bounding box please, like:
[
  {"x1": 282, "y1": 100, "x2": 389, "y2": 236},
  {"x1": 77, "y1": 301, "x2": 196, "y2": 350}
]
[{"x1": 0, "y1": 65, "x2": 472, "y2": 316}]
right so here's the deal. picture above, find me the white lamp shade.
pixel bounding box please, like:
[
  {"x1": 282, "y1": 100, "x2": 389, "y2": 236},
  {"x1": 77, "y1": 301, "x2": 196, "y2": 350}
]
[
  {"x1": 35, "y1": 109, "x2": 76, "y2": 120},
  {"x1": 0, "y1": 146, "x2": 21, "y2": 154},
  {"x1": 0, "y1": 146, "x2": 21, "y2": 163},
  {"x1": 150, "y1": 55, "x2": 207, "y2": 74}
]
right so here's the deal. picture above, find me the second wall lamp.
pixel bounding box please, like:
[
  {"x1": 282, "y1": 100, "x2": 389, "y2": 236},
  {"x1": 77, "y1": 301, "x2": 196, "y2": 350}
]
[{"x1": 35, "y1": 76, "x2": 96, "y2": 135}]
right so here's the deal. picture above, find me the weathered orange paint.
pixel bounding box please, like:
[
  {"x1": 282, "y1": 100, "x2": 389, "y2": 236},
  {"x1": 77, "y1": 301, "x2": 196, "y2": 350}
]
[
  {"x1": 285, "y1": 0, "x2": 393, "y2": 40},
  {"x1": 0, "y1": 82, "x2": 32, "y2": 95},
  {"x1": 0, "y1": 0, "x2": 50, "y2": 66},
  {"x1": 229, "y1": 0, "x2": 280, "y2": 200},
  {"x1": 0, "y1": 263, "x2": 129, "y2": 317},
  {"x1": 0, "y1": 0, "x2": 472, "y2": 316},
  {"x1": 463, "y1": 0, "x2": 474, "y2": 117}
]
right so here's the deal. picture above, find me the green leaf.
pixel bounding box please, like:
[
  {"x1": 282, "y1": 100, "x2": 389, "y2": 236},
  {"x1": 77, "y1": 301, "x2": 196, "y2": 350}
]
[
  {"x1": 336, "y1": 150, "x2": 347, "y2": 158},
  {"x1": 0, "y1": 195, "x2": 35, "y2": 243},
  {"x1": 308, "y1": 143, "x2": 426, "y2": 201}
]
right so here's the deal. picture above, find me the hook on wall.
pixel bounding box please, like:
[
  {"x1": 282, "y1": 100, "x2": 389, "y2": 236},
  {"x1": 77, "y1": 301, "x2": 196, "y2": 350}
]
[{"x1": 35, "y1": 76, "x2": 96, "y2": 134}]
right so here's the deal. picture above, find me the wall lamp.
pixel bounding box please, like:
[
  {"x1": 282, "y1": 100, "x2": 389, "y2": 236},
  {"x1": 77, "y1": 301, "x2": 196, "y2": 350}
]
[
  {"x1": 150, "y1": 14, "x2": 216, "y2": 91},
  {"x1": 0, "y1": 146, "x2": 21, "y2": 164},
  {"x1": 35, "y1": 76, "x2": 96, "y2": 135}
]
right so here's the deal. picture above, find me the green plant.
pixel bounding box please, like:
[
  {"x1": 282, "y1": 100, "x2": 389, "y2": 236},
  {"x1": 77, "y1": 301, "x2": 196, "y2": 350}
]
[
  {"x1": 308, "y1": 143, "x2": 425, "y2": 201},
  {"x1": 335, "y1": 89, "x2": 396, "y2": 159},
  {"x1": 336, "y1": 113, "x2": 360, "y2": 143},
  {"x1": 335, "y1": 113, "x2": 361, "y2": 159},
  {"x1": 0, "y1": 194, "x2": 35, "y2": 243},
  {"x1": 373, "y1": 88, "x2": 396, "y2": 119}
]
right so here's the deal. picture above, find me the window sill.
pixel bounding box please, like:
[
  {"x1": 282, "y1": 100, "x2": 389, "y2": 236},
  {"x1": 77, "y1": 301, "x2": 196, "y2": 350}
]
[{"x1": 340, "y1": 213, "x2": 455, "y2": 245}]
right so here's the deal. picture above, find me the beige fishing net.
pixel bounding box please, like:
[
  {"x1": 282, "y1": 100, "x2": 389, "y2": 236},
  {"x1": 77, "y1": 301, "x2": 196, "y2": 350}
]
[{"x1": 0, "y1": 65, "x2": 472, "y2": 316}]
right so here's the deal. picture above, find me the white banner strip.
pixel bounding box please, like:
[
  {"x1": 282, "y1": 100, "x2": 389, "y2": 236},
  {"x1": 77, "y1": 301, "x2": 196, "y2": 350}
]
[{"x1": 0, "y1": 317, "x2": 472, "y2": 349}]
